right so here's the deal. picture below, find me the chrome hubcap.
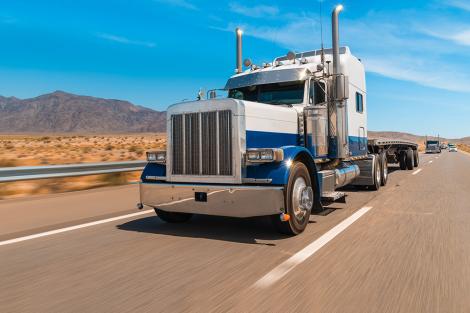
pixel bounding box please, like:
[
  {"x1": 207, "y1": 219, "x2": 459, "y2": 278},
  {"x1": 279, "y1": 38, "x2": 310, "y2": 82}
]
[{"x1": 292, "y1": 177, "x2": 313, "y2": 219}]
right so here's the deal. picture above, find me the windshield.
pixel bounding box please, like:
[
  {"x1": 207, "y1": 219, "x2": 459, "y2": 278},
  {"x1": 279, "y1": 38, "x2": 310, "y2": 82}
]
[
  {"x1": 228, "y1": 82, "x2": 304, "y2": 105},
  {"x1": 427, "y1": 141, "x2": 439, "y2": 146}
]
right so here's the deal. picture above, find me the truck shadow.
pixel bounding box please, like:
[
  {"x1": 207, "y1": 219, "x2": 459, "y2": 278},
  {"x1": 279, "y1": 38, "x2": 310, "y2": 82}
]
[{"x1": 117, "y1": 214, "x2": 295, "y2": 245}]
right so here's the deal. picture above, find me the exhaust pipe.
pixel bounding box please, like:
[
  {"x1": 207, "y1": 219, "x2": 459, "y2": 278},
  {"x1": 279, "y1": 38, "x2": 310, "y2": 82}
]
[
  {"x1": 236, "y1": 28, "x2": 243, "y2": 74},
  {"x1": 331, "y1": 4, "x2": 349, "y2": 159},
  {"x1": 332, "y1": 5, "x2": 343, "y2": 77}
]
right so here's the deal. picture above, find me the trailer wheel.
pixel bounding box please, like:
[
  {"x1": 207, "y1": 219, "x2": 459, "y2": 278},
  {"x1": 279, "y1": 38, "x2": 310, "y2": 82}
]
[
  {"x1": 406, "y1": 148, "x2": 414, "y2": 170},
  {"x1": 154, "y1": 208, "x2": 193, "y2": 223},
  {"x1": 413, "y1": 149, "x2": 419, "y2": 167},
  {"x1": 272, "y1": 162, "x2": 312, "y2": 235},
  {"x1": 380, "y1": 152, "x2": 388, "y2": 186},
  {"x1": 399, "y1": 151, "x2": 407, "y2": 170},
  {"x1": 370, "y1": 155, "x2": 381, "y2": 191}
]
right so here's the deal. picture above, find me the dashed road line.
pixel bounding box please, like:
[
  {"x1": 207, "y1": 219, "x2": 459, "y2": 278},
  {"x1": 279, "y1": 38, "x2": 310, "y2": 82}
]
[
  {"x1": 253, "y1": 206, "x2": 373, "y2": 288},
  {"x1": 0, "y1": 209, "x2": 154, "y2": 247},
  {"x1": 412, "y1": 169, "x2": 422, "y2": 175}
]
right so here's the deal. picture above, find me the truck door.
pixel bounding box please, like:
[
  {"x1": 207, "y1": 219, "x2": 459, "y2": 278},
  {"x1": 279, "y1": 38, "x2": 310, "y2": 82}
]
[
  {"x1": 305, "y1": 79, "x2": 328, "y2": 157},
  {"x1": 359, "y1": 127, "x2": 366, "y2": 151}
]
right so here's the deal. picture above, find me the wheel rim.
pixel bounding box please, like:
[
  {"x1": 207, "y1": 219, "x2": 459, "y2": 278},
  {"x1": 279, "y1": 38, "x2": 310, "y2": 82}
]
[{"x1": 292, "y1": 177, "x2": 312, "y2": 220}]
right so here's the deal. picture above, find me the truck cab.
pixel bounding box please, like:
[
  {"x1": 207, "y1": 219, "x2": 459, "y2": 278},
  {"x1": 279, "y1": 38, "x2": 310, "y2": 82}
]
[{"x1": 138, "y1": 5, "x2": 417, "y2": 235}]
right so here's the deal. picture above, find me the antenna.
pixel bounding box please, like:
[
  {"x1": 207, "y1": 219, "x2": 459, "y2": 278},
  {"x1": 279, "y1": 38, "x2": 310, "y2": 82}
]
[{"x1": 319, "y1": 0, "x2": 325, "y2": 65}]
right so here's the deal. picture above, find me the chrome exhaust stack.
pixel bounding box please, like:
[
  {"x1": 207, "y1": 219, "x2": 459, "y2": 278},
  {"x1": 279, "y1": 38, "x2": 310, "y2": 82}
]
[
  {"x1": 236, "y1": 28, "x2": 243, "y2": 74},
  {"x1": 331, "y1": 5, "x2": 349, "y2": 159}
]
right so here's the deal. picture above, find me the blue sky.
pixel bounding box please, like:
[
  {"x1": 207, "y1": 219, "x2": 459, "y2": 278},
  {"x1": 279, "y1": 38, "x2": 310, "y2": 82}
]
[{"x1": 0, "y1": 0, "x2": 469, "y2": 138}]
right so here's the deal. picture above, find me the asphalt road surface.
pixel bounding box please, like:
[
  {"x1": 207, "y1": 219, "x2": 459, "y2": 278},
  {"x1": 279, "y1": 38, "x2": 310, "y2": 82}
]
[{"x1": 0, "y1": 151, "x2": 469, "y2": 313}]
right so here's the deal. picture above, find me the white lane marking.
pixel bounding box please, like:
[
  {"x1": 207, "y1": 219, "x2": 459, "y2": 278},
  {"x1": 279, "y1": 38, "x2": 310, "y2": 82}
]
[
  {"x1": 429, "y1": 160, "x2": 433, "y2": 163},
  {"x1": 412, "y1": 169, "x2": 422, "y2": 175},
  {"x1": 254, "y1": 206, "x2": 373, "y2": 288},
  {"x1": 0, "y1": 209, "x2": 154, "y2": 247}
]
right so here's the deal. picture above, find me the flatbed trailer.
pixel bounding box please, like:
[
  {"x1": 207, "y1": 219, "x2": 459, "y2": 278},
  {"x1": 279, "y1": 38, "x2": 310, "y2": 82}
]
[{"x1": 368, "y1": 138, "x2": 419, "y2": 169}]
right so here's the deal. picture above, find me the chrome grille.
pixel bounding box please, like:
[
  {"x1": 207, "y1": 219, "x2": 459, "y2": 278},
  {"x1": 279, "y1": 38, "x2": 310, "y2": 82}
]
[{"x1": 171, "y1": 110, "x2": 233, "y2": 176}]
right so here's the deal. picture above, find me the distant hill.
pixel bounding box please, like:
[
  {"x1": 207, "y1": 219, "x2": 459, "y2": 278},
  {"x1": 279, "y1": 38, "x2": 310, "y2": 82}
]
[
  {"x1": 0, "y1": 91, "x2": 166, "y2": 133},
  {"x1": 368, "y1": 131, "x2": 468, "y2": 145}
]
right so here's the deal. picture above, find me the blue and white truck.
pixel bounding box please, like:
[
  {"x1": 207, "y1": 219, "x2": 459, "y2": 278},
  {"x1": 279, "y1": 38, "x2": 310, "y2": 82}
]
[{"x1": 137, "y1": 5, "x2": 419, "y2": 235}]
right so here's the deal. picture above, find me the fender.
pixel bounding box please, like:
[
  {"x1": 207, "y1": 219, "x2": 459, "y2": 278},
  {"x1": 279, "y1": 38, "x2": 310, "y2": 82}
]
[
  {"x1": 245, "y1": 145, "x2": 323, "y2": 211},
  {"x1": 140, "y1": 163, "x2": 166, "y2": 182}
]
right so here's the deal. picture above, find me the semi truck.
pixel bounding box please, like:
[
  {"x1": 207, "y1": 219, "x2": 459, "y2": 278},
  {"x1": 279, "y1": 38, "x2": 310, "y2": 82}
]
[
  {"x1": 425, "y1": 137, "x2": 441, "y2": 154},
  {"x1": 137, "y1": 5, "x2": 419, "y2": 235}
]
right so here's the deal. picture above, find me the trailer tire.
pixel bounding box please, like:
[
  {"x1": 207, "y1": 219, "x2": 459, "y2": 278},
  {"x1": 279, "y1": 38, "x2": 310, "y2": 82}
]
[
  {"x1": 406, "y1": 148, "x2": 414, "y2": 170},
  {"x1": 272, "y1": 162, "x2": 312, "y2": 235},
  {"x1": 413, "y1": 149, "x2": 419, "y2": 167},
  {"x1": 154, "y1": 209, "x2": 193, "y2": 223},
  {"x1": 399, "y1": 151, "x2": 407, "y2": 170},
  {"x1": 380, "y1": 152, "x2": 388, "y2": 186},
  {"x1": 370, "y1": 155, "x2": 381, "y2": 191}
]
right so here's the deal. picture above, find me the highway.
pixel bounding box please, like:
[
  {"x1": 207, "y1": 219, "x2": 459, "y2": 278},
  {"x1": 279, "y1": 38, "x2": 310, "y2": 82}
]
[{"x1": 0, "y1": 151, "x2": 469, "y2": 313}]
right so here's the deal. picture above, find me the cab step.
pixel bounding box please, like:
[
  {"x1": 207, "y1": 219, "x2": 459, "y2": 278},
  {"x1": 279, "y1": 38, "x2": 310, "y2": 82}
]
[{"x1": 321, "y1": 191, "x2": 346, "y2": 203}]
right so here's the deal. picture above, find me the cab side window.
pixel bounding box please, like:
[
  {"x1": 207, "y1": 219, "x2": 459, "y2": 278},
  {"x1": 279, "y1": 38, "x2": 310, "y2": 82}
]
[
  {"x1": 356, "y1": 92, "x2": 364, "y2": 113},
  {"x1": 309, "y1": 81, "x2": 326, "y2": 105}
]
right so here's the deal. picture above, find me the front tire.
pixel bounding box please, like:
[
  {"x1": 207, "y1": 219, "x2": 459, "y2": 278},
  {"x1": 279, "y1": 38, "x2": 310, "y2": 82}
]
[
  {"x1": 272, "y1": 162, "x2": 312, "y2": 235},
  {"x1": 154, "y1": 208, "x2": 193, "y2": 223}
]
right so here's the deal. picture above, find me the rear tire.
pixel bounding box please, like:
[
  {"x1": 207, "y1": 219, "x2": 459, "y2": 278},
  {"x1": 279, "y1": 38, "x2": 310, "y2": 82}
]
[
  {"x1": 413, "y1": 149, "x2": 419, "y2": 167},
  {"x1": 399, "y1": 151, "x2": 407, "y2": 170},
  {"x1": 272, "y1": 162, "x2": 312, "y2": 236},
  {"x1": 370, "y1": 154, "x2": 381, "y2": 191},
  {"x1": 154, "y1": 208, "x2": 193, "y2": 223},
  {"x1": 380, "y1": 152, "x2": 388, "y2": 186},
  {"x1": 406, "y1": 148, "x2": 414, "y2": 170}
]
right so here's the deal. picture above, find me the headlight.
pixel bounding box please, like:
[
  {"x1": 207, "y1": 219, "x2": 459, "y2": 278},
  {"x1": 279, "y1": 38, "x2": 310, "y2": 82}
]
[
  {"x1": 246, "y1": 148, "x2": 283, "y2": 163},
  {"x1": 147, "y1": 151, "x2": 166, "y2": 164}
]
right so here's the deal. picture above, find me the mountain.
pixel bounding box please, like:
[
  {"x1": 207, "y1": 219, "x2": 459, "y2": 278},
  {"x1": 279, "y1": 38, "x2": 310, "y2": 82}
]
[
  {"x1": 0, "y1": 91, "x2": 166, "y2": 133},
  {"x1": 368, "y1": 131, "x2": 468, "y2": 145}
]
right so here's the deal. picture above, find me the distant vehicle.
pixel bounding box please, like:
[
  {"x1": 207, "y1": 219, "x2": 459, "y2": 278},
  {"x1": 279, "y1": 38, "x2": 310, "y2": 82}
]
[
  {"x1": 440, "y1": 144, "x2": 448, "y2": 150},
  {"x1": 448, "y1": 144, "x2": 458, "y2": 152},
  {"x1": 425, "y1": 140, "x2": 441, "y2": 154}
]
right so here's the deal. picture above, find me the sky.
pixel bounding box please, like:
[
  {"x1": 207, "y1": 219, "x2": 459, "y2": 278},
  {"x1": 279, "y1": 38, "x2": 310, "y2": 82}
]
[{"x1": 0, "y1": 0, "x2": 469, "y2": 138}]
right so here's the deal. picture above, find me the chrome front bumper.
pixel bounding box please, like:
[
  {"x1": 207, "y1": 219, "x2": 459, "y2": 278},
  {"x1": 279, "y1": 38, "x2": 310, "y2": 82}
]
[{"x1": 139, "y1": 182, "x2": 285, "y2": 218}]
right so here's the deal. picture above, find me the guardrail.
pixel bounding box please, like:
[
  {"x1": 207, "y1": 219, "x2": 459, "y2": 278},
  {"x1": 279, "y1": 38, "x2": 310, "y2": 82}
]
[{"x1": 0, "y1": 161, "x2": 147, "y2": 183}]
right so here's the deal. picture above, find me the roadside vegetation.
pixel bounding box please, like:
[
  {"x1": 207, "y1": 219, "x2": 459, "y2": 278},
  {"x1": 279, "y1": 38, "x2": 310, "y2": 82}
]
[
  {"x1": 457, "y1": 144, "x2": 470, "y2": 154},
  {"x1": 0, "y1": 134, "x2": 165, "y2": 200}
]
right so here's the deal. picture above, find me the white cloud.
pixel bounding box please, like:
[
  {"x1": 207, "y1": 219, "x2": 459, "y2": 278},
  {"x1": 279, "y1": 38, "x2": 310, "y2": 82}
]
[
  {"x1": 96, "y1": 33, "x2": 156, "y2": 48},
  {"x1": 424, "y1": 27, "x2": 470, "y2": 46},
  {"x1": 155, "y1": 0, "x2": 198, "y2": 11},
  {"x1": 446, "y1": 0, "x2": 470, "y2": 11},
  {"x1": 229, "y1": 3, "x2": 279, "y2": 18},
  {"x1": 216, "y1": 9, "x2": 470, "y2": 93}
]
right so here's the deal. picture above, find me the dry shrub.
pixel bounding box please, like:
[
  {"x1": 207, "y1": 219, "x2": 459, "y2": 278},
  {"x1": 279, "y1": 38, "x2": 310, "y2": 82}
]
[
  {"x1": 0, "y1": 159, "x2": 18, "y2": 167},
  {"x1": 99, "y1": 173, "x2": 128, "y2": 186}
]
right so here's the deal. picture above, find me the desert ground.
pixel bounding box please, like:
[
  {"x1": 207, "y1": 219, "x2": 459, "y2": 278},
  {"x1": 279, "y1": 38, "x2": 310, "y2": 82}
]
[
  {"x1": 0, "y1": 134, "x2": 165, "y2": 199},
  {"x1": 1, "y1": 133, "x2": 469, "y2": 200}
]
